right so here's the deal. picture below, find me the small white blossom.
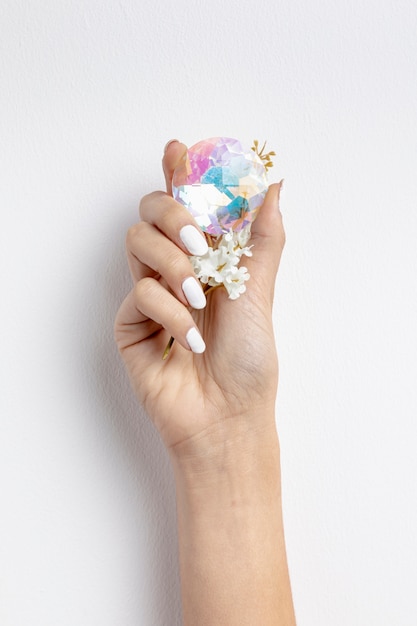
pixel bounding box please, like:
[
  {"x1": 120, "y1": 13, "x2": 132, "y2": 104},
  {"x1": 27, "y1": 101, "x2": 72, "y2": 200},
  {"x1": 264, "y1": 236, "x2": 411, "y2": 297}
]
[
  {"x1": 190, "y1": 229, "x2": 253, "y2": 300},
  {"x1": 236, "y1": 224, "x2": 252, "y2": 248}
]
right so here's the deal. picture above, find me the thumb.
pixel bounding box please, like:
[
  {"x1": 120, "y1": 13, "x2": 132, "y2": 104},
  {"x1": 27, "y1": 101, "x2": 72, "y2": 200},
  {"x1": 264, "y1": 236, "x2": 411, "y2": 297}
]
[{"x1": 244, "y1": 181, "x2": 286, "y2": 301}]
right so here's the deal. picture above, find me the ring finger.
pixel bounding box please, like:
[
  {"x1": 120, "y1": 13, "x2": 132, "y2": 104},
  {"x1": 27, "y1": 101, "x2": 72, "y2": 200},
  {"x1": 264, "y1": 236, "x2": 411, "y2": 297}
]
[{"x1": 127, "y1": 221, "x2": 207, "y2": 310}]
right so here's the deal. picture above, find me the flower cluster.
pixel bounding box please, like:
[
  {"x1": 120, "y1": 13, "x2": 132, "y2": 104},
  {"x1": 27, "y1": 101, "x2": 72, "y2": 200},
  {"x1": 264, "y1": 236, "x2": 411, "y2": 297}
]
[{"x1": 190, "y1": 226, "x2": 253, "y2": 300}]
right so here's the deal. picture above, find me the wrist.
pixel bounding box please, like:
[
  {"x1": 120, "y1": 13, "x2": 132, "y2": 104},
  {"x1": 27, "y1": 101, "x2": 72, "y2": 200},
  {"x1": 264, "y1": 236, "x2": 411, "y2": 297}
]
[{"x1": 168, "y1": 412, "x2": 280, "y2": 488}]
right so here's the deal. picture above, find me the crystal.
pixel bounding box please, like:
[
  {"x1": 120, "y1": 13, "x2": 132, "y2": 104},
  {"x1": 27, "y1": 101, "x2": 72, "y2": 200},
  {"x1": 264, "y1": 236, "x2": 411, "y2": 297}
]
[{"x1": 172, "y1": 137, "x2": 268, "y2": 236}]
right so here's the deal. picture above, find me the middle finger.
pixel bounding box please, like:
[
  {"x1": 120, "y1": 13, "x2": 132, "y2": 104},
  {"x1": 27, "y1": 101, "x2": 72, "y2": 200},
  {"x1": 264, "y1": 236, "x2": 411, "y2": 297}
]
[
  {"x1": 139, "y1": 191, "x2": 209, "y2": 258},
  {"x1": 126, "y1": 221, "x2": 207, "y2": 310}
]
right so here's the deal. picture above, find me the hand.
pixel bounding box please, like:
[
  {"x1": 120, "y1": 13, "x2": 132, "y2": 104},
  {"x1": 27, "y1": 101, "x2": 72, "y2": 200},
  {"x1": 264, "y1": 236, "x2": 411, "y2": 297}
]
[{"x1": 114, "y1": 141, "x2": 285, "y2": 458}]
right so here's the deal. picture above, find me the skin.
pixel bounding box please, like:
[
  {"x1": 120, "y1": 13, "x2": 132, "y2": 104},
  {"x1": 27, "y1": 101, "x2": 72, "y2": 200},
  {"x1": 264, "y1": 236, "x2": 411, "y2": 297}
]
[{"x1": 114, "y1": 141, "x2": 296, "y2": 625}]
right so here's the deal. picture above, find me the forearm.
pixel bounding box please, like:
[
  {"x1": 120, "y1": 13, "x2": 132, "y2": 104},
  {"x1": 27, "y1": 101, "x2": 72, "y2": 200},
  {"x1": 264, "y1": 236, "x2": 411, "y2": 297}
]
[{"x1": 171, "y1": 420, "x2": 296, "y2": 626}]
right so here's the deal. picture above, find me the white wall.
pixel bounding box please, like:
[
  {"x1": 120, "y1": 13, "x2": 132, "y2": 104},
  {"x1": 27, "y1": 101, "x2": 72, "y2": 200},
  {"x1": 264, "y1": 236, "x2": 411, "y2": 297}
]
[{"x1": 1, "y1": 1, "x2": 416, "y2": 624}]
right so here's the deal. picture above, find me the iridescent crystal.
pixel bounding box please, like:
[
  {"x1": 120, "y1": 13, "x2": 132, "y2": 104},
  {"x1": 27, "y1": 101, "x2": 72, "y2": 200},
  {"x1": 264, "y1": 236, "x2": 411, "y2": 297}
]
[{"x1": 172, "y1": 137, "x2": 268, "y2": 236}]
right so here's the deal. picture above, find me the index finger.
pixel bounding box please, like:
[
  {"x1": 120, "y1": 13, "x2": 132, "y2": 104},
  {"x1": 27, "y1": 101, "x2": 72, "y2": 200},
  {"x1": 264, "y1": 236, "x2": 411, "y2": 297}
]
[{"x1": 162, "y1": 140, "x2": 188, "y2": 195}]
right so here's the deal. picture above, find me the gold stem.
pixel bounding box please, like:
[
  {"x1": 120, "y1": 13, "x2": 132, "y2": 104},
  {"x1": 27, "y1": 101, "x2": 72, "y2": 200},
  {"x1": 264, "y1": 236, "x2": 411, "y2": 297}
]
[
  {"x1": 203, "y1": 284, "x2": 222, "y2": 297},
  {"x1": 162, "y1": 336, "x2": 175, "y2": 360},
  {"x1": 161, "y1": 284, "x2": 222, "y2": 360}
]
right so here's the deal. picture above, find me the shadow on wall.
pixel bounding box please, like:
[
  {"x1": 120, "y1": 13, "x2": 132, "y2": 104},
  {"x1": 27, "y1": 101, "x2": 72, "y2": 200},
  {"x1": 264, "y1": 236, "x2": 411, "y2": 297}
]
[{"x1": 76, "y1": 206, "x2": 183, "y2": 625}]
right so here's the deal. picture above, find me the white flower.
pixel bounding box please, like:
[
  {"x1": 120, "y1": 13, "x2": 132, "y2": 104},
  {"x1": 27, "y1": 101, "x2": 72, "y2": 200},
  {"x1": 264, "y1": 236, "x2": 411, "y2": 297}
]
[
  {"x1": 190, "y1": 229, "x2": 253, "y2": 300},
  {"x1": 223, "y1": 264, "x2": 250, "y2": 299}
]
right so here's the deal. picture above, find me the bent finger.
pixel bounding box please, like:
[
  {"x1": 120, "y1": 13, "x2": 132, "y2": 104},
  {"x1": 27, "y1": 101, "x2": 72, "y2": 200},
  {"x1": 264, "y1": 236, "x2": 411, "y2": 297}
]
[
  {"x1": 126, "y1": 222, "x2": 206, "y2": 310},
  {"x1": 139, "y1": 191, "x2": 208, "y2": 257},
  {"x1": 115, "y1": 277, "x2": 205, "y2": 355}
]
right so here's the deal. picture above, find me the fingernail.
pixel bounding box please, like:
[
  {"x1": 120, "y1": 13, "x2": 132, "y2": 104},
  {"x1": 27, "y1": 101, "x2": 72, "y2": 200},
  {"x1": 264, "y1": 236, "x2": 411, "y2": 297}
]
[
  {"x1": 182, "y1": 277, "x2": 206, "y2": 309},
  {"x1": 180, "y1": 225, "x2": 209, "y2": 256},
  {"x1": 276, "y1": 179, "x2": 284, "y2": 210},
  {"x1": 164, "y1": 139, "x2": 179, "y2": 153},
  {"x1": 186, "y1": 327, "x2": 206, "y2": 354}
]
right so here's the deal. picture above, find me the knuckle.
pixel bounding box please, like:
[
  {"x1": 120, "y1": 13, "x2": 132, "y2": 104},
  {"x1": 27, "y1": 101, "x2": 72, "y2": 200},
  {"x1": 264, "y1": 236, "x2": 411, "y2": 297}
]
[
  {"x1": 138, "y1": 192, "x2": 152, "y2": 217},
  {"x1": 126, "y1": 224, "x2": 138, "y2": 246},
  {"x1": 278, "y1": 225, "x2": 286, "y2": 249},
  {"x1": 159, "y1": 199, "x2": 175, "y2": 223},
  {"x1": 138, "y1": 194, "x2": 149, "y2": 217},
  {"x1": 126, "y1": 221, "x2": 146, "y2": 248},
  {"x1": 159, "y1": 193, "x2": 185, "y2": 225},
  {"x1": 134, "y1": 276, "x2": 155, "y2": 302},
  {"x1": 270, "y1": 211, "x2": 286, "y2": 250},
  {"x1": 169, "y1": 307, "x2": 186, "y2": 327},
  {"x1": 277, "y1": 215, "x2": 286, "y2": 248},
  {"x1": 163, "y1": 247, "x2": 183, "y2": 274},
  {"x1": 139, "y1": 191, "x2": 167, "y2": 218}
]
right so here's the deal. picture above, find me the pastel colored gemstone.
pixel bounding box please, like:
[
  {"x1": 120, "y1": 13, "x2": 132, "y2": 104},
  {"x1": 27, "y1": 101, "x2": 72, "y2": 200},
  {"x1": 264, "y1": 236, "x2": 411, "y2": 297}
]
[{"x1": 172, "y1": 137, "x2": 268, "y2": 236}]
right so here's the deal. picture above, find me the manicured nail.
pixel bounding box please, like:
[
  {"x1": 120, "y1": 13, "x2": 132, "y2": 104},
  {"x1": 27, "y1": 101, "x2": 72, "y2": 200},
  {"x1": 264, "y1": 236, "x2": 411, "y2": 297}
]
[
  {"x1": 164, "y1": 139, "x2": 179, "y2": 153},
  {"x1": 182, "y1": 277, "x2": 207, "y2": 309},
  {"x1": 271, "y1": 179, "x2": 284, "y2": 211},
  {"x1": 186, "y1": 327, "x2": 206, "y2": 354},
  {"x1": 277, "y1": 179, "x2": 284, "y2": 206},
  {"x1": 180, "y1": 225, "x2": 209, "y2": 256}
]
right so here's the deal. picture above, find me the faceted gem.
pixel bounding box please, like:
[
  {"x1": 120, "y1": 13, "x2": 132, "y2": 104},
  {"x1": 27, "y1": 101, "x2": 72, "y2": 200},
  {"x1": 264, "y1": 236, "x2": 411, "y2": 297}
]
[{"x1": 172, "y1": 137, "x2": 268, "y2": 236}]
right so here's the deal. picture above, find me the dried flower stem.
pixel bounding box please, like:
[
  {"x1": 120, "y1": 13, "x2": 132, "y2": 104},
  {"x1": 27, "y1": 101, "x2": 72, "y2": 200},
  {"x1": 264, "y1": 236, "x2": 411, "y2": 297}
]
[
  {"x1": 162, "y1": 336, "x2": 175, "y2": 360},
  {"x1": 251, "y1": 139, "x2": 276, "y2": 170},
  {"x1": 161, "y1": 284, "x2": 222, "y2": 360},
  {"x1": 162, "y1": 228, "x2": 252, "y2": 360}
]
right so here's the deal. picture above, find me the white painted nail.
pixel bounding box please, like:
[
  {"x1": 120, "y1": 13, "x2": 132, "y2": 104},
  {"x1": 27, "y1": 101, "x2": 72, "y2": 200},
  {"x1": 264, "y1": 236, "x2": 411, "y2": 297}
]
[
  {"x1": 186, "y1": 327, "x2": 206, "y2": 354},
  {"x1": 180, "y1": 225, "x2": 209, "y2": 256},
  {"x1": 182, "y1": 277, "x2": 207, "y2": 309}
]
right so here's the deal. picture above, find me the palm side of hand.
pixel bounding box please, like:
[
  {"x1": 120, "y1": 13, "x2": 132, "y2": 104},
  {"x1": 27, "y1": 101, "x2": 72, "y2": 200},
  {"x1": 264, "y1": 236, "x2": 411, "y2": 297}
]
[
  {"x1": 115, "y1": 141, "x2": 284, "y2": 451},
  {"x1": 121, "y1": 279, "x2": 278, "y2": 449}
]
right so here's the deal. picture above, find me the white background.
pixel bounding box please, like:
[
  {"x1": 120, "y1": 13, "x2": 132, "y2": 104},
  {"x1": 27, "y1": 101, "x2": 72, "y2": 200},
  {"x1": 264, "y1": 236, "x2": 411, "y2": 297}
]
[{"x1": 1, "y1": 1, "x2": 416, "y2": 624}]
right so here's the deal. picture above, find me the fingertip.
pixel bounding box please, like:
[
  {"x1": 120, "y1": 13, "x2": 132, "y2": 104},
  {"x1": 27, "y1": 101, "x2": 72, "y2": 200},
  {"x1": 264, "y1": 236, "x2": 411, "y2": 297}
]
[
  {"x1": 252, "y1": 182, "x2": 283, "y2": 234},
  {"x1": 185, "y1": 327, "x2": 206, "y2": 354},
  {"x1": 249, "y1": 181, "x2": 286, "y2": 267},
  {"x1": 276, "y1": 179, "x2": 284, "y2": 212},
  {"x1": 268, "y1": 180, "x2": 283, "y2": 210},
  {"x1": 163, "y1": 140, "x2": 188, "y2": 194},
  {"x1": 163, "y1": 139, "x2": 180, "y2": 153},
  {"x1": 163, "y1": 139, "x2": 187, "y2": 166}
]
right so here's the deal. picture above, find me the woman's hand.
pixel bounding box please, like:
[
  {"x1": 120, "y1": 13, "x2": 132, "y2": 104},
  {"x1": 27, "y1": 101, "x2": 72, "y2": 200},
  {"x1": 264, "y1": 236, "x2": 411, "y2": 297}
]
[
  {"x1": 114, "y1": 142, "x2": 295, "y2": 625},
  {"x1": 114, "y1": 141, "x2": 285, "y2": 458}
]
